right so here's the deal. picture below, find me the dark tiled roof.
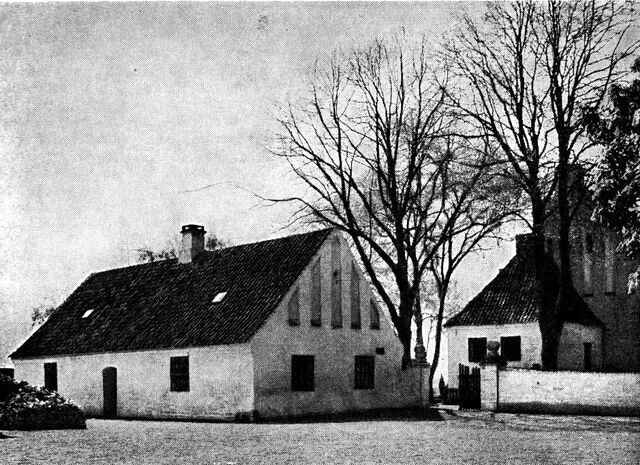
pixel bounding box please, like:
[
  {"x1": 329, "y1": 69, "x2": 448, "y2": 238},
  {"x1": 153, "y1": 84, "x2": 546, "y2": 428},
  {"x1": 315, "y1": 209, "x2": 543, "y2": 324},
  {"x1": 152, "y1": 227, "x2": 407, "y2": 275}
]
[
  {"x1": 12, "y1": 228, "x2": 333, "y2": 358},
  {"x1": 444, "y1": 252, "x2": 602, "y2": 328}
]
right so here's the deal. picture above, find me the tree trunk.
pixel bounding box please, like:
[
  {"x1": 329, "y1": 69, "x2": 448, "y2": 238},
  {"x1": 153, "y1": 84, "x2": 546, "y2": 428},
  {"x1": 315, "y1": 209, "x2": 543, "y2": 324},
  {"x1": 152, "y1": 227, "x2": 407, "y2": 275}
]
[
  {"x1": 397, "y1": 298, "x2": 414, "y2": 369},
  {"x1": 531, "y1": 194, "x2": 562, "y2": 370},
  {"x1": 428, "y1": 287, "x2": 447, "y2": 403},
  {"x1": 396, "y1": 276, "x2": 415, "y2": 369},
  {"x1": 548, "y1": 132, "x2": 573, "y2": 370}
]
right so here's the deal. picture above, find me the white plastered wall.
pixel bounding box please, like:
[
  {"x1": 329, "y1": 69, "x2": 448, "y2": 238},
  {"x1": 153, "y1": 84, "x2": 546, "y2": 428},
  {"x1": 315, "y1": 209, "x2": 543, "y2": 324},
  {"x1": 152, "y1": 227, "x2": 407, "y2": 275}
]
[
  {"x1": 250, "y1": 230, "x2": 422, "y2": 418},
  {"x1": 13, "y1": 344, "x2": 254, "y2": 420},
  {"x1": 446, "y1": 323, "x2": 542, "y2": 388}
]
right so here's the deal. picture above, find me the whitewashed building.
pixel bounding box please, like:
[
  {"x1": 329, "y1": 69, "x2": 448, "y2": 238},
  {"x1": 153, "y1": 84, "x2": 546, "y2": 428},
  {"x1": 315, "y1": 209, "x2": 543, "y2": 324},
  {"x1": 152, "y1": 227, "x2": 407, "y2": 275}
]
[
  {"x1": 445, "y1": 234, "x2": 604, "y2": 388},
  {"x1": 11, "y1": 226, "x2": 420, "y2": 420}
]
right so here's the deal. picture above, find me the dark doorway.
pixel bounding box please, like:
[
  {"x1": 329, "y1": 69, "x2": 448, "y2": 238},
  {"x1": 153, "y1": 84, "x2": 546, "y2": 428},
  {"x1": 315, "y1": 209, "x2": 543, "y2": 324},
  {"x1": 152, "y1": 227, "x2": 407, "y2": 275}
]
[
  {"x1": 44, "y1": 362, "x2": 58, "y2": 391},
  {"x1": 102, "y1": 367, "x2": 117, "y2": 419},
  {"x1": 584, "y1": 343, "x2": 592, "y2": 372}
]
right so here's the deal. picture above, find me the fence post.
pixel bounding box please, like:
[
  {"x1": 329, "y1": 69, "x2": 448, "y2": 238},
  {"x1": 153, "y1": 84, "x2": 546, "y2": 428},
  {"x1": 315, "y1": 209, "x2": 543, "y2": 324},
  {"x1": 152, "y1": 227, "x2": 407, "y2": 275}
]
[
  {"x1": 480, "y1": 341, "x2": 501, "y2": 412},
  {"x1": 480, "y1": 363, "x2": 498, "y2": 411}
]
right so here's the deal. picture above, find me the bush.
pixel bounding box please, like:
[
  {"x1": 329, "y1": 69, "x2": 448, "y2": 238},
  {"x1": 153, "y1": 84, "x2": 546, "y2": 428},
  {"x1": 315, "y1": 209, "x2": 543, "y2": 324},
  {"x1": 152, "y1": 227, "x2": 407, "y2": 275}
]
[{"x1": 0, "y1": 375, "x2": 85, "y2": 430}]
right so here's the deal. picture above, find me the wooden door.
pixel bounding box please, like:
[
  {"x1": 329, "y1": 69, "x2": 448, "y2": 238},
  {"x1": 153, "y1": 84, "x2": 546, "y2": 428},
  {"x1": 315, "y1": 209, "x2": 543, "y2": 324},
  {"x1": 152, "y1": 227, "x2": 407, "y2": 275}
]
[
  {"x1": 102, "y1": 367, "x2": 117, "y2": 419},
  {"x1": 458, "y1": 364, "x2": 481, "y2": 410}
]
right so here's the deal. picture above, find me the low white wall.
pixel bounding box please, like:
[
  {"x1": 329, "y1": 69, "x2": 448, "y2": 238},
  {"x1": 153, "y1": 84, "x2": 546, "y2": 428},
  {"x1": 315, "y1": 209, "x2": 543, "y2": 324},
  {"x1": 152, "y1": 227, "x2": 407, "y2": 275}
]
[
  {"x1": 13, "y1": 344, "x2": 254, "y2": 420},
  {"x1": 497, "y1": 368, "x2": 640, "y2": 415}
]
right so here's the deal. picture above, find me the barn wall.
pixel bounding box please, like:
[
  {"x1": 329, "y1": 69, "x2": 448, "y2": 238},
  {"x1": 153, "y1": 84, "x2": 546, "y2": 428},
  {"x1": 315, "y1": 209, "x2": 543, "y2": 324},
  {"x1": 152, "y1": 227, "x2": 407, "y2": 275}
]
[
  {"x1": 251, "y1": 231, "x2": 423, "y2": 418},
  {"x1": 13, "y1": 344, "x2": 254, "y2": 420}
]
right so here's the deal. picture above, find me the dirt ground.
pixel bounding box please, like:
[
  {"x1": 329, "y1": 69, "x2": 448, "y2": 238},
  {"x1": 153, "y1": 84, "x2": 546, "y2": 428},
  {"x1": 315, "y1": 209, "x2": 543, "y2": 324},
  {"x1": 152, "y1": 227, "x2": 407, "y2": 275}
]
[{"x1": 2, "y1": 410, "x2": 639, "y2": 464}]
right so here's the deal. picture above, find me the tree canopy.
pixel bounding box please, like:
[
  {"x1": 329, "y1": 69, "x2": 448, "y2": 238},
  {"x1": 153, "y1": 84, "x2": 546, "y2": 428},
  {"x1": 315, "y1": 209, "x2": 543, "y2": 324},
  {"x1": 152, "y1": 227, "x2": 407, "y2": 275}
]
[{"x1": 585, "y1": 58, "x2": 640, "y2": 292}]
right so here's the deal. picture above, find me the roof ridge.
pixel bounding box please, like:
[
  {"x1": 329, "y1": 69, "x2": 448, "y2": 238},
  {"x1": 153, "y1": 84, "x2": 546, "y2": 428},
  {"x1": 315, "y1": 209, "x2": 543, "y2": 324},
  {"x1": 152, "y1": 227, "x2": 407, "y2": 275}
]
[
  {"x1": 11, "y1": 225, "x2": 337, "y2": 358},
  {"x1": 88, "y1": 227, "x2": 335, "y2": 276},
  {"x1": 222, "y1": 227, "x2": 335, "y2": 250}
]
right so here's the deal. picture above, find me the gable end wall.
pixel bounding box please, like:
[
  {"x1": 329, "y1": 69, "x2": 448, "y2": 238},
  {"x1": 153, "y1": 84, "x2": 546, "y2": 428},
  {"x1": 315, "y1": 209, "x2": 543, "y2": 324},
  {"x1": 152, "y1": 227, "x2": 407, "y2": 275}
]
[{"x1": 251, "y1": 231, "x2": 421, "y2": 417}]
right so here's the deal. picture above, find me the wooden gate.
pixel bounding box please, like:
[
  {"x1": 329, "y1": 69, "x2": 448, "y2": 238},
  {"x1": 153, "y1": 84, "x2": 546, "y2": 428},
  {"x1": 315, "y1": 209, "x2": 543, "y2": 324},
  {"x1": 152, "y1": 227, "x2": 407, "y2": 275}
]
[{"x1": 458, "y1": 364, "x2": 480, "y2": 410}]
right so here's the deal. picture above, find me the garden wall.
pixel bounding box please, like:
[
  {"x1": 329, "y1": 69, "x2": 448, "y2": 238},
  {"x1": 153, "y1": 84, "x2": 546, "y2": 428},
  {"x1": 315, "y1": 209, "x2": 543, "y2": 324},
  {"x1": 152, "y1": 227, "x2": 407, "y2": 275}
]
[{"x1": 481, "y1": 365, "x2": 640, "y2": 415}]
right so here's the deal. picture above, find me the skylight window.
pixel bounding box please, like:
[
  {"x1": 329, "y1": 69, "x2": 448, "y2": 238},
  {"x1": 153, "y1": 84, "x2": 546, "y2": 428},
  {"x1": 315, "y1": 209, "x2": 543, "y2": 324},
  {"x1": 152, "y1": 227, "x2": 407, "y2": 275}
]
[
  {"x1": 82, "y1": 309, "x2": 94, "y2": 318},
  {"x1": 212, "y1": 292, "x2": 227, "y2": 304}
]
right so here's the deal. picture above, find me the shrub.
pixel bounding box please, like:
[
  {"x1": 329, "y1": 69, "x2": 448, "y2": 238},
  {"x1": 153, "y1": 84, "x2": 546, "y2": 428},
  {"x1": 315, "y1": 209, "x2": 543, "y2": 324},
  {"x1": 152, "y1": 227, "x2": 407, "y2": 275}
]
[{"x1": 0, "y1": 375, "x2": 85, "y2": 430}]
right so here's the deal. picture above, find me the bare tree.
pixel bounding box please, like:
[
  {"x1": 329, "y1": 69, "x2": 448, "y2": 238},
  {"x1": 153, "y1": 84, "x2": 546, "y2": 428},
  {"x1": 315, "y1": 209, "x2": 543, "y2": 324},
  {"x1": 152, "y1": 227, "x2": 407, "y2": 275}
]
[
  {"x1": 443, "y1": 0, "x2": 638, "y2": 369},
  {"x1": 271, "y1": 37, "x2": 511, "y2": 366},
  {"x1": 424, "y1": 152, "x2": 516, "y2": 401}
]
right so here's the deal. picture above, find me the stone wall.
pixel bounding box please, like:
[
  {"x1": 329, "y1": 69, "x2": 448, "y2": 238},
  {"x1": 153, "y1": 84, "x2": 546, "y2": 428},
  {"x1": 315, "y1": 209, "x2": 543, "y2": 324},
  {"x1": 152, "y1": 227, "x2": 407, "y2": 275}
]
[
  {"x1": 13, "y1": 344, "x2": 254, "y2": 420},
  {"x1": 251, "y1": 231, "x2": 424, "y2": 418},
  {"x1": 482, "y1": 366, "x2": 640, "y2": 416}
]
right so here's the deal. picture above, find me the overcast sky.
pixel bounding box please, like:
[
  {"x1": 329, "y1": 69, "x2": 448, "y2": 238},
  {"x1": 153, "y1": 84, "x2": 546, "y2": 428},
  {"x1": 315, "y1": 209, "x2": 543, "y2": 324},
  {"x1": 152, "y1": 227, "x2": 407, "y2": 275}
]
[{"x1": 0, "y1": 2, "x2": 516, "y2": 365}]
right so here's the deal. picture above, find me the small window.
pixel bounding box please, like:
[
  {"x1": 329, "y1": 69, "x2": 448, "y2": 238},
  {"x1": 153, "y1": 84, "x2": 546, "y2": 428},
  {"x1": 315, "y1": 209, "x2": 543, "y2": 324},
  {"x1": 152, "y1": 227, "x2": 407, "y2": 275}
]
[
  {"x1": 350, "y1": 263, "x2": 361, "y2": 329},
  {"x1": 44, "y1": 362, "x2": 57, "y2": 391},
  {"x1": 468, "y1": 337, "x2": 487, "y2": 363},
  {"x1": 310, "y1": 259, "x2": 322, "y2": 327},
  {"x1": 212, "y1": 292, "x2": 227, "y2": 303},
  {"x1": 82, "y1": 309, "x2": 94, "y2": 318},
  {"x1": 583, "y1": 229, "x2": 594, "y2": 295},
  {"x1": 375, "y1": 347, "x2": 385, "y2": 355},
  {"x1": 291, "y1": 355, "x2": 314, "y2": 392},
  {"x1": 331, "y1": 238, "x2": 343, "y2": 328},
  {"x1": 500, "y1": 336, "x2": 521, "y2": 361},
  {"x1": 288, "y1": 287, "x2": 300, "y2": 326},
  {"x1": 354, "y1": 355, "x2": 375, "y2": 390},
  {"x1": 170, "y1": 356, "x2": 189, "y2": 392},
  {"x1": 369, "y1": 299, "x2": 380, "y2": 330},
  {"x1": 546, "y1": 237, "x2": 553, "y2": 253},
  {"x1": 604, "y1": 235, "x2": 616, "y2": 294}
]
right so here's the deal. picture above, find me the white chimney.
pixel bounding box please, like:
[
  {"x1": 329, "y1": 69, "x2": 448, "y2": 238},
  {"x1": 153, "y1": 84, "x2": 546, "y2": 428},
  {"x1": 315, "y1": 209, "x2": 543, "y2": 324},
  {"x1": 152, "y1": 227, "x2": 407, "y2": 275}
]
[{"x1": 178, "y1": 224, "x2": 206, "y2": 264}]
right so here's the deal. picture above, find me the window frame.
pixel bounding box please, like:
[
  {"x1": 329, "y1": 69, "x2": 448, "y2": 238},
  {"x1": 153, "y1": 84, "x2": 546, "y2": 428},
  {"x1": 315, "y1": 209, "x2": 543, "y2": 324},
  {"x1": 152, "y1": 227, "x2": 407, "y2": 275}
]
[
  {"x1": 350, "y1": 263, "x2": 361, "y2": 329},
  {"x1": 369, "y1": 299, "x2": 380, "y2": 330},
  {"x1": 310, "y1": 259, "x2": 322, "y2": 327},
  {"x1": 291, "y1": 355, "x2": 315, "y2": 392},
  {"x1": 288, "y1": 287, "x2": 300, "y2": 326},
  {"x1": 354, "y1": 355, "x2": 375, "y2": 390},
  {"x1": 170, "y1": 356, "x2": 190, "y2": 392},
  {"x1": 331, "y1": 237, "x2": 343, "y2": 328},
  {"x1": 604, "y1": 234, "x2": 616, "y2": 295},
  {"x1": 500, "y1": 336, "x2": 522, "y2": 361},
  {"x1": 468, "y1": 337, "x2": 487, "y2": 363}
]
